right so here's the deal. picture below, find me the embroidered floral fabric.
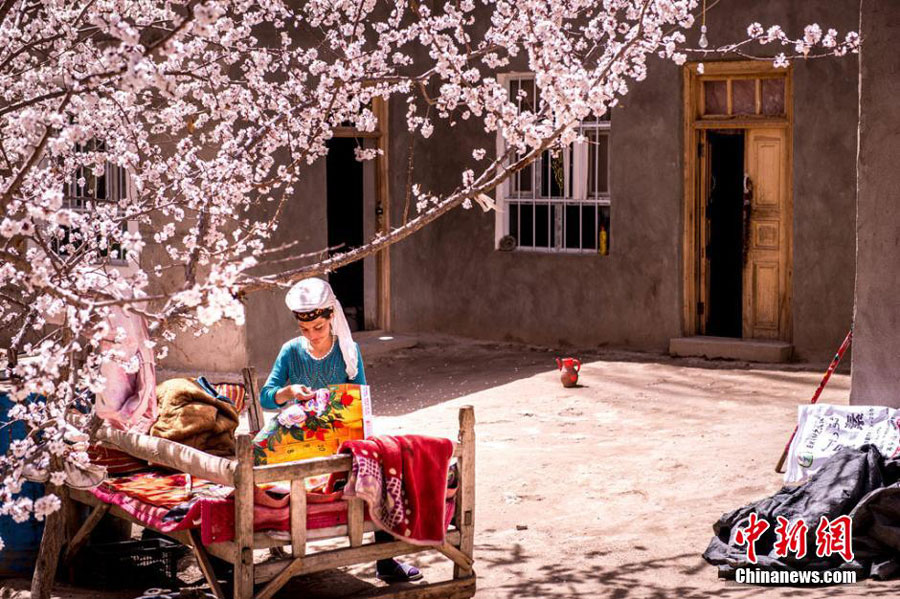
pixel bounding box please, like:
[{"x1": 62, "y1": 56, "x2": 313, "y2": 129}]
[{"x1": 253, "y1": 384, "x2": 372, "y2": 465}]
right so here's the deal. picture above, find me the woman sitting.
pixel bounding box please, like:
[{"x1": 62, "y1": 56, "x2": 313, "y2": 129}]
[{"x1": 259, "y1": 277, "x2": 422, "y2": 583}]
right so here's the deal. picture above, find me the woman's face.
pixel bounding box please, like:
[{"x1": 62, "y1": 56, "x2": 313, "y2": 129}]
[{"x1": 298, "y1": 315, "x2": 332, "y2": 345}]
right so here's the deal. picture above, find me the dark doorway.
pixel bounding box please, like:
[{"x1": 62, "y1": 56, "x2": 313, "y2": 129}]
[
  {"x1": 705, "y1": 131, "x2": 744, "y2": 338},
  {"x1": 326, "y1": 138, "x2": 365, "y2": 331}
]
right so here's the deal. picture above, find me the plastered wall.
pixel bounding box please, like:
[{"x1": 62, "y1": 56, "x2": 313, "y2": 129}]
[
  {"x1": 850, "y1": 0, "x2": 900, "y2": 405},
  {"x1": 386, "y1": 0, "x2": 859, "y2": 362}
]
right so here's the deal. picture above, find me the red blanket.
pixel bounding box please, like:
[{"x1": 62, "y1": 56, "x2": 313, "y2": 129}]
[{"x1": 329, "y1": 435, "x2": 455, "y2": 546}]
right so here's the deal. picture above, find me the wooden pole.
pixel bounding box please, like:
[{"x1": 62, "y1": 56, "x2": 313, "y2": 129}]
[
  {"x1": 454, "y1": 406, "x2": 476, "y2": 578},
  {"x1": 253, "y1": 532, "x2": 461, "y2": 583},
  {"x1": 96, "y1": 426, "x2": 236, "y2": 485},
  {"x1": 347, "y1": 497, "x2": 365, "y2": 547},
  {"x1": 775, "y1": 329, "x2": 853, "y2": 473},
  {"x1": 439, "y1": 542, "x2": 474, "y2": 570},
  {"x1": 63, "y1": 503, "x2": 109, "y2": 566},
  {"x1": 373, "y1": 96, "x2": 392, "y2": 331},
  {"x1": 233, "y1": 435, "x2": 255, "y2": 599},
  {"x1": 289, "y1": 478, "x2": 307, "y2": 558},
  {"x1": 241, "y1": 366, "x2": 264, "y2": 432},
  {"x1": 189, "y1": 529, "x2": 226, "y2": 599},
  {"x1": 254, "y1": 557, "x2": 303, "y2": 599},
  {"x1": 253, "y1": 454, "x2": 352, "y2": 483}
]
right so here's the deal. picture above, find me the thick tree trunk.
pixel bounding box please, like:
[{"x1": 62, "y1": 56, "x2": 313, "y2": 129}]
[{"x1": 31, "y1": 486, "x2": 69, "y2": 599}]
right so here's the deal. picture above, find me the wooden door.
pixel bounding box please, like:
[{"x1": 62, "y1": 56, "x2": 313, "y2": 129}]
[
  {"x1": 698, "y1": 131, "x2": 711, "y2": 334},
  {"x1": 743, "y1": 128, "x2": 791, "y2": 340}
]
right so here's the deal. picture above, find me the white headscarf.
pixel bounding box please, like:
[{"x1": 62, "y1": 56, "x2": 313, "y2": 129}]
[{"x1": 285, "y1": 277, "x2": 359, "y2": 379}]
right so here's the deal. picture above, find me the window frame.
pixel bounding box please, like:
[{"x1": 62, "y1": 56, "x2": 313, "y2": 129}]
[
  {"x1": 47, "y1": 156, "x2": 141, "y2": 275},
  {"x1": 495, "y1": 72, "x2": 611, "y2": 254},
  {"x1": 698, "y1": 73, "x2": 788, "y2": 120}
]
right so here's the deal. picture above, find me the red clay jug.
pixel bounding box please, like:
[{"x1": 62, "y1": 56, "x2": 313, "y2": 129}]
[{"x1": 556, "y1": 357, "x2": 581, "y2": 388}]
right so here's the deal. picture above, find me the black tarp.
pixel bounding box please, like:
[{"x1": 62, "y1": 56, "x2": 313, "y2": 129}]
[{"x1": 703, "y1": 445, "x2": 900, "y2": 580}]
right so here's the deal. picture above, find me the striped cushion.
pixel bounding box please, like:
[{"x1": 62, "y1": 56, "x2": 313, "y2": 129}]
[
  {"x1": 87, "y1": 445, "x2": 149, "y2": 474},
  {"x1": 214, "y1": 383, "x2": 247, "y2": 413}
]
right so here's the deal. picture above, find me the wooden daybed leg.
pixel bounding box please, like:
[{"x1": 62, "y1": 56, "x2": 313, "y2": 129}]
[
  {"x1": 189, "y1": 529, "x2": 226, "y2": 599},
  {"x1": 347, "y1": 497, "x2": 364, "y2": 547},
  {"x1": 251, "y1": 476, "x2": 308, "y2": 599},
  {"x1": 63, "y1": 503, "x2": 110, "y2": 565},
  {"x1": 234, "y1": 435, "x2": 255, "y2": 599},
  {"x1": 31, "y1": 484, "x2": 71, "y2": 599},
  {"x1": 290, "y1": 478, "x2": 307, "y2": 557},
  {"x1": 439, "y1": 542, "x2": 474, "y2": 570},
  {"x1": 454, "y1": 406, "x2": 476, "y2": 579},
  {"x1": 254, "y1": 558, "x2": 303, "y2": 599}
]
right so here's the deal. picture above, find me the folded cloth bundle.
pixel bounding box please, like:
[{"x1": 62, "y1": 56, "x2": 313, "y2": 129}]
[
  {"x1": 704, "y1": 445, "x2": 900, "y2": 580},
  {"x1": 327, "y1": 435, "x2": 455, "y2": 546},
  {"x1": 150, "y1": 378, "x2": 239, "y2": 456}
]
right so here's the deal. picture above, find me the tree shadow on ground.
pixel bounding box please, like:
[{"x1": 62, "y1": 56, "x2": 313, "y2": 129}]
[{"x1": 472, "y1": 541, "x2": 895, "y2": 599}]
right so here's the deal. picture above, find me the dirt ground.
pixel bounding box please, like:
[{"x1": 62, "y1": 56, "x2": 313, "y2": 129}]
[{"x1": 3, "y1": 335, "x2": 894, "y2": 598}]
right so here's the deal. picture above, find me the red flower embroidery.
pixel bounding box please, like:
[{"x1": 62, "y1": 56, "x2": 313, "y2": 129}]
[
  {"x1": 340, "y1": 393, "x2": 354, "y2": 406},
  {"x1": 332, "y1": 420, "x2": 344, "y2": 429}
]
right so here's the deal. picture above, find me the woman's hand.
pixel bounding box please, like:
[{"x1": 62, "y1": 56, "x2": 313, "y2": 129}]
[{"x1": 274, "y1": 384, "x2": 316, "y2": 405}]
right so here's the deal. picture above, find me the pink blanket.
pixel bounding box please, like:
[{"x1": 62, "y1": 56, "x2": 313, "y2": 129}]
[{"x1": 328, "y1": 435, "x2": 456, "y2": 546}]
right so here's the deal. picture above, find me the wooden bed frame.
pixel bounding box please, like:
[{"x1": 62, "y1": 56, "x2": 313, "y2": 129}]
[{"x1": 57, "y1": 368, "x2": 477, "y2": 599}]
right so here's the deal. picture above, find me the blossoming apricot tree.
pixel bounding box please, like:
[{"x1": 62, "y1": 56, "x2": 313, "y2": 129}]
[{"x1": 0, "y1": 0, "x2": 858, "y2": 566}]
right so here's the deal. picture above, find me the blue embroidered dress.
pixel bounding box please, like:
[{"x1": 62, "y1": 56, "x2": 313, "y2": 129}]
[{"x1": 260, "y1": 337, "x2": 367, "y2": 409}]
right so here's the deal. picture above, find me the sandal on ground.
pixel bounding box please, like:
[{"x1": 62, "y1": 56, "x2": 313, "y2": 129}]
[{"x1": 376, "y1": 559, "x2": 423, "y2": 582}]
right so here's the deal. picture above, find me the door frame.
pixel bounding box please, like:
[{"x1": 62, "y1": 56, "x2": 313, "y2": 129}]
[
  {"x1": 681, "y1": 61, "x2": 793, "y2": 340},
  {"x1": 332, "y1": 97, "x2": 392, "y2": 331}
]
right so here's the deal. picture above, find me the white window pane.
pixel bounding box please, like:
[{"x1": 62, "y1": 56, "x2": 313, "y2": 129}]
[
  {"x1": 596, "y1": 133, "x2": 609, "y2": 194},
  {"x1": 587, "y1": 129, "x2": 597, "y2": 196}
]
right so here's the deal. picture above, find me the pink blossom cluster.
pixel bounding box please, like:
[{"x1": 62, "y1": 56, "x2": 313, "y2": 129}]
[{"x1": 687, "y1": 20, "x2": 859, "y2": 72}]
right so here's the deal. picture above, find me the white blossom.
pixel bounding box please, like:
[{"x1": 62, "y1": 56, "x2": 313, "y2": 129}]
[
  {"x1": 47, "y1": 440, "x2": 66, "y2": 457},
  {"x1": 420, "y1": 120, "x2": 434, "y2": 139},
  {"x1": 34, "y1": 495, "x2": 61, "y2": 521},
  {"x1": 804, "y1": 24, "x2": 823, "y2": 45},
  {"x1": 9, "y1": 440, "x2": 29, "y2": 459},
  {"x1": 354, "y1": 147, "x2": 380, "y2": 161}
]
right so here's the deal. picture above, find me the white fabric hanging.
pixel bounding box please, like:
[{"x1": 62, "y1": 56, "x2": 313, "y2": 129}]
[{"x1": 285, "y1": 277, "x2": 359, "y2": 379}]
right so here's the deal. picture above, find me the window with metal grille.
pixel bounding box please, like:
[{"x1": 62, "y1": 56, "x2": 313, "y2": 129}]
[
  {"x1": 497, "y1": 74, "x2": 611, "y2": 255},
  {"x1": 53, "y1": 140, "x2": 133, "y2": 265}
]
